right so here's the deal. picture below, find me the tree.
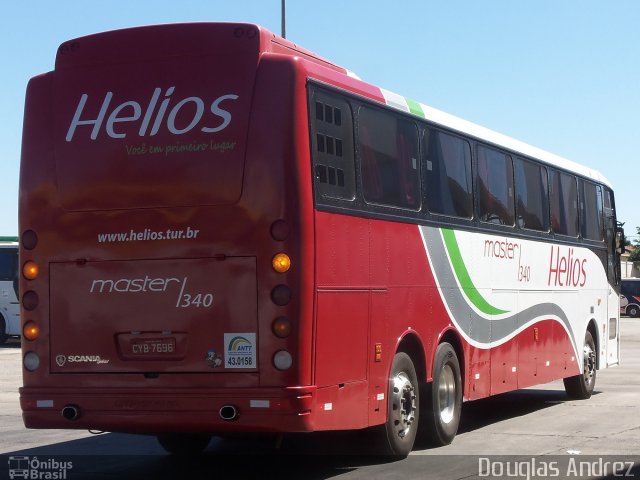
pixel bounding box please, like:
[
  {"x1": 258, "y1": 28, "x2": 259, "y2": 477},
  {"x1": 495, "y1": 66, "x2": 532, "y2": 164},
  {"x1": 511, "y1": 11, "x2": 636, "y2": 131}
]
[{"x1": 629, "y1": 227, "x2": 640, "y2": 265}]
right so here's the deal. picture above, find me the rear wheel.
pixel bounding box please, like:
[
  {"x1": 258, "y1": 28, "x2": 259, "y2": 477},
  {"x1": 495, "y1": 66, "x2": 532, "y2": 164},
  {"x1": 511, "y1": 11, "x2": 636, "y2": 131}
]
[
  {"x1": 0, "y1": 316, "x2": 8, "y2": 345},
  {"x1": 157, "y1": 433, "x2": 211, "y2": 455},
  {"x1": 422, "y1": 342, "x2": 462, "y2": 446},
  {"x1": 564, "y1": 330, "x2": 596, "y2": 399},
  {"x1": 627, "y1": 305, "x2": 640, "y2": 318},
  {"x1": 381, "y1": 352, "x2": 419, "y2": 457}
]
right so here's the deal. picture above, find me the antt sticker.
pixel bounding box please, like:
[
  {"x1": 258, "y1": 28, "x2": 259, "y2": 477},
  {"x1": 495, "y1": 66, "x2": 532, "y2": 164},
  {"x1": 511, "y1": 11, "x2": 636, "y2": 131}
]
[{"x1": 224, "y1": 333, "x2": 256, "y2": 369}]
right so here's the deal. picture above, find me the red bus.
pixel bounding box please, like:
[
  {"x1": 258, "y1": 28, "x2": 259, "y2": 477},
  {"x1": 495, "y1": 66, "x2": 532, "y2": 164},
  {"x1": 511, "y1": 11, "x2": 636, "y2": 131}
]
[{"x1": 19, "y1": 23, "x2": 623, "y2": 456}]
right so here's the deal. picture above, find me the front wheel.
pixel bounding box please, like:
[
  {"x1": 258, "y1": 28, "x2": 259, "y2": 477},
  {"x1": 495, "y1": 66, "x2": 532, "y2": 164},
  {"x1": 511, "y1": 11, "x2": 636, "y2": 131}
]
[
  {"x1": 157, "y1": 433, "x2": 211, "y2": 455},
  {"x1": 627, "y1": 305, "x2": 640, "y2": 318},
  {"x1": 563, "y1": 330, "x2": 596, "y2": 399},
  {"x1": 422, "y1": 342, "x2": 462, "y2": 446},
  {"x1": 381, "y1": 352, "x2": 419, "y2": 457}
]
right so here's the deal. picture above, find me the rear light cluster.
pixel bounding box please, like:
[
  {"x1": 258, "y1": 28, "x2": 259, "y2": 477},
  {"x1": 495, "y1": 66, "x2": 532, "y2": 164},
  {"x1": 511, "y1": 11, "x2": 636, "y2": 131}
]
[
  {"x1": 270, "y1": 220, "x2": 293, "y2": 371},
  {"x1": 21, "y1": 229, "x2": 40, "y2": 371}
]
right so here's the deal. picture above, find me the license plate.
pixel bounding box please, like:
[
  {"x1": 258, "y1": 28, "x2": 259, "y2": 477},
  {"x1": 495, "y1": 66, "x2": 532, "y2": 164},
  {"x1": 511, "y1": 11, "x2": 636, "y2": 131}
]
[{"x1": 130, "y1": 338, "x2": 176, "y2": 355}]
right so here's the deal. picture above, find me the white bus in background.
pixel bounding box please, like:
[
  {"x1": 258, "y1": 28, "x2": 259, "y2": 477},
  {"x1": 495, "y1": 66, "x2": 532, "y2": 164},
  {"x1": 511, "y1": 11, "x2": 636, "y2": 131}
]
[{"x1": 0, "y1": 238, "x2": 20, "y2": 344}]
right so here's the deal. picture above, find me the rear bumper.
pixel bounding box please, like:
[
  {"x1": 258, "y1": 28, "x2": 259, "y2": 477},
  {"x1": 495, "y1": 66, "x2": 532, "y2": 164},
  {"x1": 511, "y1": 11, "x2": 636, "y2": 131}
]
[{"x1": 20, "y1": 386, "x2": 317, "y2": 434}]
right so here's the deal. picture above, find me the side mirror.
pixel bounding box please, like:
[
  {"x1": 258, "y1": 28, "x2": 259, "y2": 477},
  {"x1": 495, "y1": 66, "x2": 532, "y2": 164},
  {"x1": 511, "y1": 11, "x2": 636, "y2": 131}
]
[{"x1": 616, "y1": 227, "x2": 625, "y2": 255}]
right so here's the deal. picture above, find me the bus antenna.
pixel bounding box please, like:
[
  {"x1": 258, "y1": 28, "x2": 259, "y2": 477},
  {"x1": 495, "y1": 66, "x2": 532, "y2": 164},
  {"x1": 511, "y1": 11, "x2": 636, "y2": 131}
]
[{"x1": 281, "y1": 0, "x2": 286, "y2": 38}]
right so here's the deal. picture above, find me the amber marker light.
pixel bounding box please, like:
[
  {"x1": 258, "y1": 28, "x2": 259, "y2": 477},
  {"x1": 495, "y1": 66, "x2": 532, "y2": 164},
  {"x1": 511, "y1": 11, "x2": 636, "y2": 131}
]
[
  {"x1": 23, "y1": 322, "x2": 40, "y2": 341},
  {"x1": 272, "y1": 317, "x2": 292, "y2": 338},
  {"x1": 272, "y1": 253, "x2": 291, "y2": 273},
  {"x1": 23, "y1": 261, "x2": 39, "y2": 280}
]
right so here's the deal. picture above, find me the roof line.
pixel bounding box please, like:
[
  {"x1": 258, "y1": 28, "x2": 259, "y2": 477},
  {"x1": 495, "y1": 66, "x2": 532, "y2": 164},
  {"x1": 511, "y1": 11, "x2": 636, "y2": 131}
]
[{"x1": 377, "y1": 88, "x2": 611, "y2": 188}]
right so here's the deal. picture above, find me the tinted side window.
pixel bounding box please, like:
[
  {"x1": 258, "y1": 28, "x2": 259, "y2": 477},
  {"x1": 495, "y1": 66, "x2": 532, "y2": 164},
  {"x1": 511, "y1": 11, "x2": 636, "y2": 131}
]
[
  {"x1": 310, "y1": 89, "x2": 355, "y2": 200},
  {"x1": 602, "y1": 187, "x2": 619, "y2": 284},
  {"x1": 477, "y1": 145, "x2": 514, "y2": 225},
  {"x1": 0, "y1": 249, "x2": 17, "y2": 281},
  {"x1": 514, "y1": 157, "x2": 549, "y2": 231},
  {"x1": 581, "y1": 180, "x2": 604, "y2": 241},
  {"x1": 424, "y1": 129, "x2": 473, "y2": 218},
  {"x1": 622, "y1": 281, "x2": 640, "y2": 296},
  {"x1": 359, "y1": 107, "x2": 420, "y2": 209},
  {"x1": 550, "y1": 170, "x2": 579, "y2": 236}
]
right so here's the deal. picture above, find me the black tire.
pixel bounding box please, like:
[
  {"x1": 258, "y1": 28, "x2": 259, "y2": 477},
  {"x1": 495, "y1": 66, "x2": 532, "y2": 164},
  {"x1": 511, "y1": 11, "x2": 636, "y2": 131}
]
[
  {"x1": 627, "y1": 305, "x2": 640, "y2": 318},
  {"x1": 564, "y1": 330, "x2": 596, "y2": 399},
  {"x1": 380, "y1": 352, "x2": 419, "y2": 457},
  {"x1": 422, "y1": 342, "x2": 462, "y2": 446},
  {"x1": 0, "y1": 316, "x2": 8, "y2": 345},
  {"x1": 157, "y1": 433, "x2": 211, "y2": 455}
]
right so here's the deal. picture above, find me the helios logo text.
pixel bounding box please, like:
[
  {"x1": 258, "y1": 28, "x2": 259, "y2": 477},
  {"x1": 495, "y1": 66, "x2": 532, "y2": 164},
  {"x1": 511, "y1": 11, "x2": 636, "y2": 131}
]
[{"x1": 65, "y1": 87, "x2": 239, "y2": 142}]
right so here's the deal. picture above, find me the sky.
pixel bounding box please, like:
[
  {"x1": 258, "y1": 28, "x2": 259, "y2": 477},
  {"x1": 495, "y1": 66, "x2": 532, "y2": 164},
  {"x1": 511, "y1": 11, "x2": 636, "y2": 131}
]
[{"x1": 2, "y1": 0, "x2": 639, "y2": 241}]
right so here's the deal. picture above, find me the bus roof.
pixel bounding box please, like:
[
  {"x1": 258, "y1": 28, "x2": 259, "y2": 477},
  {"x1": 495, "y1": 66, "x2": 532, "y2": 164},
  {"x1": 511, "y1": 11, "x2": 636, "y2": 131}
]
[
  {"x1": 274, "y1": 19, "x2": 611, "y2": 189},
  {"x1": 376, "y1": 88, "x2": 612, "y2": 188},
  {"x1": 51, "y1": 22, "x2": 613, "y2": 190}
]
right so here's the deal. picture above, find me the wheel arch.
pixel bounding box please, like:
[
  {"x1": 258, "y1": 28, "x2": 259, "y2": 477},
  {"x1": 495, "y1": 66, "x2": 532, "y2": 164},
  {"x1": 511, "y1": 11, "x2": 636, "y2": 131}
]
[
  {"x1": 437, "y1": 328, "x2": 465, "y2": 397},
  {"x1": 396, "y1": 332, "x2": 427, "y2": 385}
]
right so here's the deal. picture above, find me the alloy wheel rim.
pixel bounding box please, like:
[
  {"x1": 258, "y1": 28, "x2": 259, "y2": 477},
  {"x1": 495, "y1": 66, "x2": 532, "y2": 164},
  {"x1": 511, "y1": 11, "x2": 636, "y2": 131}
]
[
  {"x1": 390, "y1": 372, "x2": 416, "y2": 439},
  {"x1": 438, "y1": 364, "x2": 456, "y2": 424},
  {"x1": 583, "y1": 342, "x2": 596, "y2": 386}
]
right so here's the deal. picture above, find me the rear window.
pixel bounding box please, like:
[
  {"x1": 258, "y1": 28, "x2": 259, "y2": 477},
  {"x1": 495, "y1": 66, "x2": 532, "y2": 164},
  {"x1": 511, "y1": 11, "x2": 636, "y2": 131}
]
[{"x1": 52, "y1": 29, "x2": 257, "y2": 211}]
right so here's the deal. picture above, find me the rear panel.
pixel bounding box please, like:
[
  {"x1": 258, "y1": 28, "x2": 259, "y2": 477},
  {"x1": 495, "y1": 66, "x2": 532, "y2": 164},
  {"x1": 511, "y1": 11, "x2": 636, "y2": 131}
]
[
  {"x1": 49, "y1": 257, "x2": 257, "y2": 373},
  {"x1": 20, "y1": 23, "x2": 317, "y2": 433}
]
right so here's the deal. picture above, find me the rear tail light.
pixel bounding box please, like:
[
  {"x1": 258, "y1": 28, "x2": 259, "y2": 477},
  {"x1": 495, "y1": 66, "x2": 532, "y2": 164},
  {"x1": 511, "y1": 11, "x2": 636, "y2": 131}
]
[
  {"x1": 273, "y1": 350, "x2": 292, "y2": 370},
  {"x1": 24, "y1": 352, "x2": 40, "y2": 371},
  {"x1": 272, "y1": 317, "x2": 291, "y2": 338},
  {"x1": 271, "y1": 285, "x2": 291, "y2": 306},
  {"x1": 22, "y1": 291, "x2": 39, "y2": 311},
  {"x1": 22, "y1": 261, "x2": 39, "y2": 280},
  {"x1": 270, "y1": 220, "x2": 289, "y2": 241},
  {"x1": 271, "y1": 253, "x2": 291, "y2": 273},
  {"x1": 23, "y1": 321, "x2": 40, "y2": 341},
  {"x1": 21, "y1": 230, "x2": 38, "y2": 250}
]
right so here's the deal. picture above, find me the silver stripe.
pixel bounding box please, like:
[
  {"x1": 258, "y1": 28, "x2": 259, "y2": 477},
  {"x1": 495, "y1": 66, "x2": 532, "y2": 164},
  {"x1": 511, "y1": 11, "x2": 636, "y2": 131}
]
[{"x1": 420, "y1": 225, "x2": 578, "y2": 354}]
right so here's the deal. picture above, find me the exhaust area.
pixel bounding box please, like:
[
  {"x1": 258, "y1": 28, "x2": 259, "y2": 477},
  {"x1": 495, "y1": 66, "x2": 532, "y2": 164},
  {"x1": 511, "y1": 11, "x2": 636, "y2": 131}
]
[
  {"x1": 219, "y1": 405, "x2": 239, "y2": 421},
  {"x1": 61, "y1": 404, "x2": 80, "y2": 421}
]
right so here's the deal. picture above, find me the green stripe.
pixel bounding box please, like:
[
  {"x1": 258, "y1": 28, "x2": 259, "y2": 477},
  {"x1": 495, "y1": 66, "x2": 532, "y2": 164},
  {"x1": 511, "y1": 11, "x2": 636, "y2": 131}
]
[
  {"x1": 441, "y1": 228, "x2": 508, "y2": 316},
  {"x1": 405, "y1": 97, "x2": 425, "y2": 118}
]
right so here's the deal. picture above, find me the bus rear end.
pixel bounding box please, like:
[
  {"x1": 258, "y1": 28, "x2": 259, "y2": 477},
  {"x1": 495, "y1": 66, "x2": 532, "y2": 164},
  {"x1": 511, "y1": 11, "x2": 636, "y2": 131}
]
[{"x1": 19, "y1": 23, "x2": 316, "y2": 447}]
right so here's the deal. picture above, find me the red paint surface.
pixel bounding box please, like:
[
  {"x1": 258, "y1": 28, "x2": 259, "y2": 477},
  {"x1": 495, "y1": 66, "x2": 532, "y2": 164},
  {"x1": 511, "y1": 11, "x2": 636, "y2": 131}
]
[{"x1": 20, "y1": 23, "x2": 581, "y2": 435}]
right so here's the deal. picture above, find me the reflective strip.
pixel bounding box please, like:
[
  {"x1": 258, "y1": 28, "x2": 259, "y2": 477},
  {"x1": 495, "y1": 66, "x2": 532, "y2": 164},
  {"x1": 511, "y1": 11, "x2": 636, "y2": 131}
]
[{"x1": 380, "y1": 88, "x2": 409, "y2": 113}]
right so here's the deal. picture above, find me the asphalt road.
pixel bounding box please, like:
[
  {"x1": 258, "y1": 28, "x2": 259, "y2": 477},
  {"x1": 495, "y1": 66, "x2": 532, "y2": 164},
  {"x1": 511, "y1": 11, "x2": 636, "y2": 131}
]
[{"x1": 2, "y1": 319, "x2": 640, "y2": 479}]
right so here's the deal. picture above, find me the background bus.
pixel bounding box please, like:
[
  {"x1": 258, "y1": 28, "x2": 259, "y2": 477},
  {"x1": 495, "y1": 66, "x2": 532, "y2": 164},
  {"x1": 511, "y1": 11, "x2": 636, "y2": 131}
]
[
  {"x1": 19, "y1": 23, "x2": 623, "y2": 456},
  {"x1": 0, "y1": 238, "x2": 20, "y2": 344},
  {"x1": 620, "y1": 278, "x2": 640, "y2": 317}
]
